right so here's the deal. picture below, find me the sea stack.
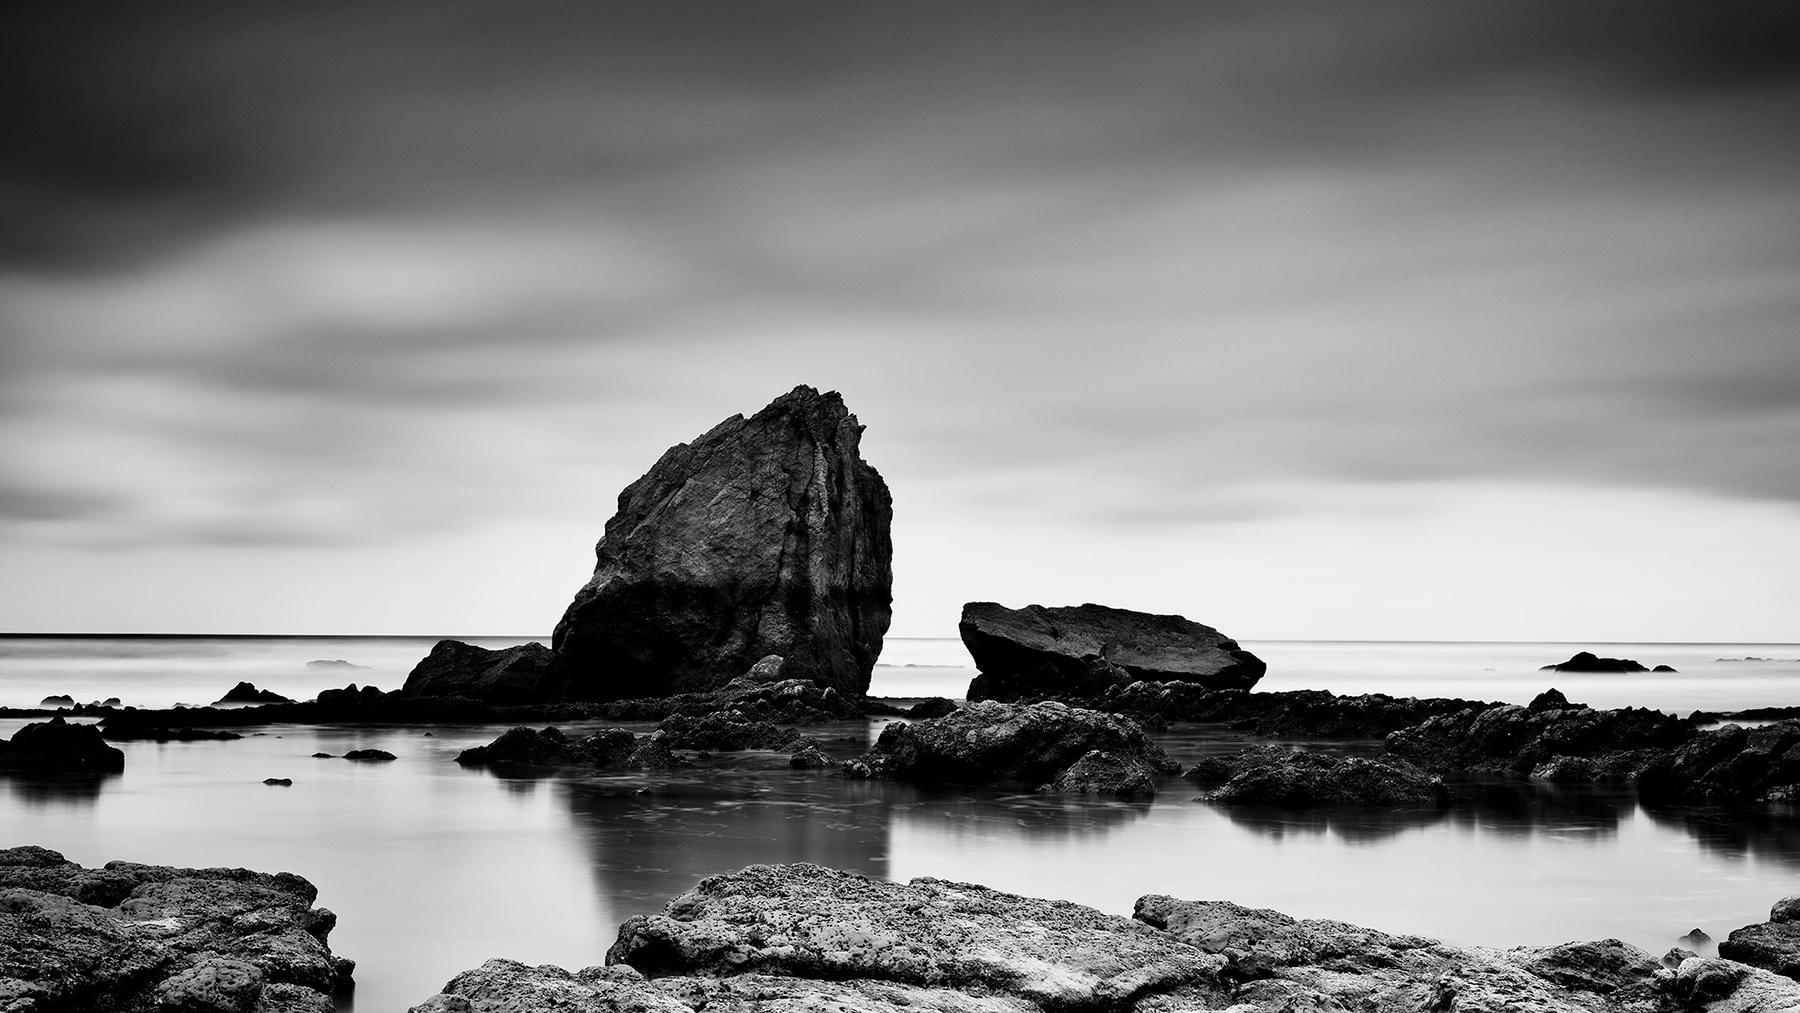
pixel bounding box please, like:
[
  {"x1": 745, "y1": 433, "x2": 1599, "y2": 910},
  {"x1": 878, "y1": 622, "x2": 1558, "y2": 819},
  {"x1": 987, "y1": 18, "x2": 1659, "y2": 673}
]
[{"x1": 551, "y1": 385, "x2": 893, "y2": 700}]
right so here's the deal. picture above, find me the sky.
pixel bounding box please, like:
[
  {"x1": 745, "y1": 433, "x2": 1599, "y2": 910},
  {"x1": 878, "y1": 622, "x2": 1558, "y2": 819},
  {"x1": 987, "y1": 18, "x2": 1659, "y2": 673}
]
[{"x1": 2, "y1": 1, "x2": 1798, "y2": 641}]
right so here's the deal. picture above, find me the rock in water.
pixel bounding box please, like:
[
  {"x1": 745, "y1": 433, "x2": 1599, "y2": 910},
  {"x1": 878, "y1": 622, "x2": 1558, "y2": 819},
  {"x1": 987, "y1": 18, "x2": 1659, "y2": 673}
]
[
  {"x1": 961, "y1": 601, "x2": 1264, "y2": 702},
  {"x1": 552, "y1": 386, "x2": 893, "y2": 700},
  {"x1": 399, "y1": 640, "x2": 556, "y2": 704}
]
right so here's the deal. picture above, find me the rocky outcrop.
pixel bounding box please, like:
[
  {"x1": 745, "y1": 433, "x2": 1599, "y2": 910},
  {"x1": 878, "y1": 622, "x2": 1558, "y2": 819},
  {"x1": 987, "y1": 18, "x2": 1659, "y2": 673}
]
[
  {"x1": 1383, "y1": 698, "x2": 1694, "y2": 777},
  {"x1": 216, "y1": 681, "x2": 294, "y2": 704},
  {"x1": 0, "y1": 845, "x2": 353, "y2": 1012},
  {"x1": 552, "y1": 386, "x2": 893, "y2": 701},
  {"x1": 399, "y1": 640, "x2": 557, "y2": 704},
  {"x1": 1636, "y1": 720, "x2": 1800, "y2": 806},
  {"x1": 1187, "y1": 745, "x2": 1451, "y2": 808},
  {"x1": 0, "y1": 717, "x2": 125, "y2": 773},
  {"x1": 1540, "y1": 651, "x2": 1649, "y2": 673},
  {"x1": 961, "y1": 602, "x2": 1263, "y2": 702},
  {"x1": 410, "y1": 864, "x2": 1800, "y2": 1013},
  {"x1": 655, "y1": 710, "x2": 801, "y2": 752},
  {"x1": 454, "y1": 726, "x2": 686, "y2": 771},
  {"x1": 603, "y1": 670, "x2": 864, "y2": 725},
  {"x1": 844, "y1": 700, "x2": 1178, "y2": 788},
  {"x1": 1095, "y1": 683, "x2": 1499, "y2": 737},
  {"x1": 1722, "y1": 895, "x2": 1800, "y2": 980}
]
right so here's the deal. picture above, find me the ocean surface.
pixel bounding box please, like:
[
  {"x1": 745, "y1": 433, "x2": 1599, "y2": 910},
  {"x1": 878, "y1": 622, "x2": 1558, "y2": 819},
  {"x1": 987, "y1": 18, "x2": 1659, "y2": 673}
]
[{"x1": 4, "y1": 636, "x2": 1800, "y2": 1011}]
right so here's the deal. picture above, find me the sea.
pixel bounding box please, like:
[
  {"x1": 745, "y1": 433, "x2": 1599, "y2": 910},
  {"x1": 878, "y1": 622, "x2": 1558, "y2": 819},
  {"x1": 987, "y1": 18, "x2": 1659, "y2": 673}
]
[{"x1": 4, "y1": 635, "x2": 1800, "y2": 1011}]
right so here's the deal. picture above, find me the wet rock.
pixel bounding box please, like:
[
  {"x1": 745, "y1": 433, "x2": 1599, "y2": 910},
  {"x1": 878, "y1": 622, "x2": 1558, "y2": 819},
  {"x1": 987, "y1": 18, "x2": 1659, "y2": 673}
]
[
  {"x1": 906, "y1": 697, "x2": 959, "y2": 720},
  {"x1": 1540, "y1": 651, "x2": 1648, "y2": 673},
  {"x1": 961, "y1": 601, "x2": 1263, "y2": 702},
  {"x1": 400, "y1": 640, "x2": 557, "y2": 705},
  {"x1": 1531, "y1": 688, "x2": 1575, "y2": 711},
  {"x1": 845, "y1": 700, "x2": 1178, "y2": 787},
  {"x1": 454, "y1": 726, "x2": 638, "y2": 767},
  {"x1": 655, "y1": 709, "x2": 799, "y2": 751},
  {"x1": 342, "y1": 748, "x2": 396, "y2": 762},
  {"x1": 787, "y1": 744, "x2": 835, "y2": 769},
  {"x1": 1060, "y1": 682, "x2": 1498, "y2": 738},
  {"x1": 216, "y1": 681, "x2": 295, "y2": 704},
  {"x1": 1635, "y1": 720, "x2": 1800, "y2": 805},
  {"x1": 311, "y1": 752, "x2": 333, "y2": 758},
  {"x1": 552, "y1": 386, "x2": 893, "y2": 701},
  {"x1": 0, "y1": 717, "x2": 125, "y2": 773},
  {"x1": 1670, "y1": 955, "x2": 1800, "y2": 1009},
  {"x1": 1046, "y1": 749, "x2": 1162, "y2": 798},
  {"x1": 607, "y1": 863, "x2": 1224, "y2": 1008},
  {"x1": 1384, "y1": 701, "x2": 1693, "y2": 777},
  {"x1": 1188, "y1": 745, "x2": 1450, "y2": 808},
  {"x1": 1721, "y1": 896, "x2": 1800, "y2": 980},
  {"x1": 0, "y1": 845, "x2": 352, "y2": 1011}
]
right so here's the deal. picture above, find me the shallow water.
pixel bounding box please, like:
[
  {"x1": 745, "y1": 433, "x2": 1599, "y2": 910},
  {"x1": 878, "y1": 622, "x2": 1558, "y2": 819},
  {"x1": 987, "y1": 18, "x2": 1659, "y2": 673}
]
[{"x1": 5, "y1": 638, "x2": 1800, "y2": 1009}]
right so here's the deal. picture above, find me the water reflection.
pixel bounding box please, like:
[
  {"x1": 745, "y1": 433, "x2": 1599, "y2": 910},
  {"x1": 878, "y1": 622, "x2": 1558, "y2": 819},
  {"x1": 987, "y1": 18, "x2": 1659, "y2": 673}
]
[
  {"x1": 1448, "y1": 777, "x2": 1633, "y2": 839},
  {"x1": 1208, "y1": 802, "x2": 1449, "y2": 843},
  {"x1": 2, "y1": 771, "x2": 115, "y2": 805},
  {"x1": 1641, "y1": 801, "x2": 1800, "y2": 869}
]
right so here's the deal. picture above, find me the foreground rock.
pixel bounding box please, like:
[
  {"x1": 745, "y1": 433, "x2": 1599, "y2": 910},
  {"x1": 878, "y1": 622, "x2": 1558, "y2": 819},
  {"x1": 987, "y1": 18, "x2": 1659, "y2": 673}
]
[
  {"x1": 1187, "y1": 744, "x2": 1451, "y2": 808},
  {"x1": 399, "y1": 640, "x2": 557, "y2": 705},
  {"x1": 0, "y1": 845, "x2": 353, "y2": 1012},
  {"x1": 552, "y1": 385, "x2": 894, "y2": 701},
  {"x1": 0, "y1": 717, "x2": 124, "y2": 773},
  {"x1": 962, "y1": 602, "x2": 1264, "y2": 702},
  {"x1": 1722, "y1": 895, "x2": 1800, "y2": 980},
  {"x1": 846, "y1": 700, "x2": 1178, "y2": 789},
  {"x1": 411, "y1": 864, "x2": 1800, "y2": 1013}
]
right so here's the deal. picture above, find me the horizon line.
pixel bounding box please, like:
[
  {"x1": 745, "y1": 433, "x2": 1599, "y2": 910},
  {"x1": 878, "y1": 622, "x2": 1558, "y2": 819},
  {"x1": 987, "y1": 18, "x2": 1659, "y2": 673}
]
[{"x1": 2, "y1": 632, "x2": 1796, "y2": 647}]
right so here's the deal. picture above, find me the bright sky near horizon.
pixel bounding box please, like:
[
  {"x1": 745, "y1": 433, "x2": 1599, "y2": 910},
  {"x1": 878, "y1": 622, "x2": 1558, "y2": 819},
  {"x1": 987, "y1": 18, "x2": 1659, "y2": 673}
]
[{"x1": 2, "y1": 2, "x2": 1798, "y2": 641}]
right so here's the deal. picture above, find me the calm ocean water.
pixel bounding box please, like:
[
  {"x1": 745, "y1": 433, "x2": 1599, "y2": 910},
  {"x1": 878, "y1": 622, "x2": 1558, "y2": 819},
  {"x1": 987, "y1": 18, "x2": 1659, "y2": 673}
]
[{"x1": 4, "y1": 636, "x2": 1800, "y2": 1010}]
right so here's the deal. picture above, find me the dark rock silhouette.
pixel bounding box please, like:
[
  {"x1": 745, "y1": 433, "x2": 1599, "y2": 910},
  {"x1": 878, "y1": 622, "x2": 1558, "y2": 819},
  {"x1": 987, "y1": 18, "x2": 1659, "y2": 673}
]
[
  {"x1": 0, "y1": 845, "x2": 352, "y2": 1010},
  {"x1": 1539, "y1": 651, "x2": 1648, "y2": 673},
  {"x1": 552, "y1": 385, "x2": 893, "y2": 701},
  {"x1": 1186, "y1": 744, "x2": 1450, "y2": 808},
  {"x1": 399, "y1": 640, "x2": 555, "y2": 704},
  {"x1": 845, "y1": 699, "x2": 1177, "y2": 787},
  {"x1": 1636, "y1": 720, "x2": 1800, "y2": 805},
  {"x1": 101, "y1": 726, "x2": 242, "y2": 742},
  {"x1": 906, "y1": 696, "x2": 959, "y2": 719},
  {"x1": 263, "y1": 777, "x2": 292, "y2": 786},
  {"x1": 1653, "y1": 664, "x2": 1679, "y2": 672},
  {"x1": 0, "y1": 717, "x2": 124, "y2": 773},
  {"x1": 215, "y1": 681, "x2": 293, "y2": 705},
  {"x1": 961, "y1": 601, "x2": 1264, "y2": 702},
  {"x1": 455, "y1": 726, "x2": 637, "y2": 767},
  {"x1": 342, "y1": 748, "x2": 396, "y2": 762},
  {"x1": 1384, "y1": 701, "x2": 1694, "y2": 777},
  {"x1": 37, "y1": 695, "x2": 74, "y2": 708}
]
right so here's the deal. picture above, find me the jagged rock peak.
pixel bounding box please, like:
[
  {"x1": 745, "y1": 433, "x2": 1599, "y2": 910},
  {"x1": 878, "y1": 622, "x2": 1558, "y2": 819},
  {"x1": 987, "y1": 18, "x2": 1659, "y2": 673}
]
[{"x1": 551, "y1": 385, "x2": 893, "y2": 701}]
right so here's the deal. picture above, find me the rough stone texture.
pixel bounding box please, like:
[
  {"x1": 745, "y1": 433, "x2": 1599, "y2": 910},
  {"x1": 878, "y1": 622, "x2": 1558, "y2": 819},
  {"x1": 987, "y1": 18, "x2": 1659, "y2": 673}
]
[
  {"x1": 999, "y1": 681, "x2": 1496, "y2": 739},
  {"x1": 1383, "y1": 701, "x2": 1694, "y2": 777},
  {"x1": 1540, "y1": 652, "x2": 1650, "y2": 673},
  {"x1": 961, "y1": 602, "x2": 1264, "y2": 702},
  {"x1": 1636, "y1": 721, "x2": 1800, "y2": 805},
  {"x1": 0, "y1": 716, "x2": 125, "y2": 773},
  {"x1": 0, "y1": 845, "x2": 351, "y2": 1012},
  {"x1": 1186, "y1": 745, "x2": 1450, "y2": 808},
  {"x1": 656, "y1": 710, "x2": 800, "y2": 752},
  {"x1": 454, "y1": 726, "x2": 638, "y2": 767},
  {"x1": 907, "y1": 697, "x2": 959, "y2": 720},
  {"x1": 1047, "y1": 749, "x2": 1162, "y2": 799},
  {"x1": 552, "y1": 386, "x2": 893, "y2": 701},
  {"x1": 216, "y1": 682, "x2": 294, "y2": 704},
  {"x1": 597, "y1": 676, "x2": 864, "y2": 725},
  {"x1": 1722, "y1": 896, "x2": 1800, "y2": 981},
  {"x1": 606, "y1": 864, "x2": 1225, "y2": 1009},
  {"x1": 400, "y1": 640, "x2": 557, "y2": 705},
  {"x1": 845, "y1": 700, "x2": 1178, "y2": 787}
]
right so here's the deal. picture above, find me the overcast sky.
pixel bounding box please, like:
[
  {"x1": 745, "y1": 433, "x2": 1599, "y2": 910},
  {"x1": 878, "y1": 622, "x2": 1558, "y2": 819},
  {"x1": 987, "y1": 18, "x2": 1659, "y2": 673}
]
[{"x1": 3, "y1": 1, "x2": 1797, "y2": 641}]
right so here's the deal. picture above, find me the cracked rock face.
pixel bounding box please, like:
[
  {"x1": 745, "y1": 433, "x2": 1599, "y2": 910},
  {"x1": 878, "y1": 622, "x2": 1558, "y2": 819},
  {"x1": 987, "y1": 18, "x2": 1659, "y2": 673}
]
[
  {"x1": 552, "y1": 386, "x2": 893, "y2": 701},
  {"x1": 0, "y1": 845, "x2": 352, "y2": 1013}
]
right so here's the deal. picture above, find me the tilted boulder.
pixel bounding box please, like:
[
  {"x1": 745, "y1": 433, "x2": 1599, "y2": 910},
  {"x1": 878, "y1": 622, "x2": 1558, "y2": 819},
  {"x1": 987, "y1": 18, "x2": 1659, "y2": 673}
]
[
  {"x1": 553, "y1": 386, "x2": 892, "y2": 701},
  {"x1": 960, "y1": 602, "x2": 1263, "y2": 702}
]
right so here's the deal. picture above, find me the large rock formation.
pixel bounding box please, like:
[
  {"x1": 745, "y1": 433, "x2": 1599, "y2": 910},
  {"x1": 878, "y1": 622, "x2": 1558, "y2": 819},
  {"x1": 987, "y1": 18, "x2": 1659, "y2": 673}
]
[
  {"x1": 399, "y1": 640, "x2": 557, "y2": 704},
  {"x1": 0, "y1": 716, "x2": 124, "y2": 773},
  {"x1": 0, "y1": 845, "x2": 353, "y2": 1012},
  {"x1": 552, "y1": 386, "x2": 893, "y2": 701},
  {"x1": 961, "y1": 602, "x2": 1264, "y2": 702}
]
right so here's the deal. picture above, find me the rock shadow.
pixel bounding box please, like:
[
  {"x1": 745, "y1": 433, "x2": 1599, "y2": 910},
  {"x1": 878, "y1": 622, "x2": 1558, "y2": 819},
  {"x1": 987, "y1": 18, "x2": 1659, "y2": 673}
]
[{"x1": 2, "y1": 770, "x2": 116, "y2": 805}]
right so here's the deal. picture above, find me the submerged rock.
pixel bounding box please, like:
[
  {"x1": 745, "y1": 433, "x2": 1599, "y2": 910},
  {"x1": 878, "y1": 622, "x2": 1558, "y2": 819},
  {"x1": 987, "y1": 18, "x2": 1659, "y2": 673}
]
[
  {"x1": 1540, "y1": 651, "x2": 1649, "y2": 673},
  {"x1": 0, "y1": 716, "x2": 125, "y2": 773},
  {"x1": 552, "y1": 385, "x2": 893, "y2": 701},
  {"x1": 846, "y1": 700, "x2": 1177, "y2": 787},
  {"x1": 400, "y1": 640, "x2": 557, "y2": 704},
  {"x1": 1187, "y1": 745, "x2": 1451, "y2": 808},
  {"x1": 961, "y1": 601, "x2": 1264, "y2": 702},
  {"x1": 0, "y1": 845, "x2": 353, "y2": 1011}
]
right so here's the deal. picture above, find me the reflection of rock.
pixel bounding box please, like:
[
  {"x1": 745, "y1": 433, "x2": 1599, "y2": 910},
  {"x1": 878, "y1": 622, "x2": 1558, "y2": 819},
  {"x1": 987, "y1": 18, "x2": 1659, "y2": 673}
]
[
  {"x1": 846, "y1": 701, "x2": 1177, "y2": 788},
  {"x1": 1539, "y1": 651, "x2": 1648, "y2": 673},
  {"x1": 215, "y1": 681, "x2": 294, "y2": 704},
  {"x1": 399, "y1": 640, "x2": 556, "y2": 704},
  {"x1": 1188, "y1": 745, "x2": 1450, "y2": 808},
  {"x1": 1721, "y1": 895, "x2": 1800, "y2": 980},
  {"x1": 961, "y1": 601, "x2": 1263, "y2": 702},
  {"x1": 0, "y1": 717, "x2": 124, "y2": 773},
  {"x1": 0, "y1": 845, "x2": 353, "y2": 1011},
  {"x1": 1209, "y1": 801, "x2": 1453, "y2": 844},
  {"x1": 552, "y1": 386, "x2": 893, "y2": 701},
  {"x1": 99, "y1": 725, "x2": 243, "y2": 742}
]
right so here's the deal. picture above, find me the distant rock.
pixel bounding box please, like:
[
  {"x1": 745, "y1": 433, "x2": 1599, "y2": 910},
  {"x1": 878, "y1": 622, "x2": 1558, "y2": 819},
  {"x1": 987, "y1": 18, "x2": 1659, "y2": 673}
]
[
  {"x1": 1539, "y1": 651, "x2": 1648, "y2": 673},
  {"x1": 38, "y1": 694, "x2": 74, "y2": 708},
  {"x1": 263, "y1": 777, "x2": 292, "y2": 786},
  {"x1": 399, "y1": 640, "x2": 556, "y2": 705},
  {"x1": 0, "y1": 717, "x2": 125, "y2": 773},
  {"x1": 342, "y1": 748, "x2": 396, "y2": 762},
  {"x1": 1682, "y1": 928, "x2": 1713, "y2": 946},
  {"x1": 551, "y1": 385, "x2": 893, "y2": 701},
  {"x1": 1186, "y1": 745, "x2": 1450, "y2": 808},
  {"x1": 215, "y1": 681, "x2": 294, "y2": 705},
  {"x1": 845, "y1": 699, "x2": 1178, "y2": 787},
  {"x1": 1652, "y1": 664, "x2": 1678, "y2": 672},
  {"x1": 0, "y1": 845, "x2": 352, "y2": 1010},
  {"x1": 306, "y1": 659, "x2": 367, "y2": 670},
  {"x1": 960, "y1": 602, "x2": 1264, "y2": 703}
]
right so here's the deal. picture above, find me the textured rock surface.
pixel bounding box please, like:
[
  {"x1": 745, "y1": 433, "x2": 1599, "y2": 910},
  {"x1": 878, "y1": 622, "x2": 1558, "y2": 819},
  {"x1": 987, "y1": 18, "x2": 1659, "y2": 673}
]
[
  {"x1": 552, "y1": 386, "x2": 893, "y2": 701},
  {"x1": 962, "y1": 602, "x2": 1263, "y2": 702},
  {"x1": 1096, "y1": 684, "x2": 1498, "y2": 737},
  {"x1": 1383, "y1": 701, "x2": 1694, "y2": 776},
  {"x1": 0, "y1": 845, "x2": 352, "y2": 1012},
  {"x1": 454, "y1": 726, "x2": 638, "y2": 767},
  {"x1": 1636, "y1": 721, "x2": 1800, "y2": 805},
  {"x1": 1047, "y1": 749, "x2": 1162, "y2": 798},
  {"x1": 0, "y1": 716, "x2": 125, "y2": 772},
  {"x1": 400, "y1": 640, "x2": 557, "y2": 704},
  {"x1": 1186, "y1": 745, "x2": 1450, "y2": 808},
  {"x1": 845, "y1": 700, "x2": 1178, "y2": 787},
  {"x1": 1721, "y1": 895, "x2": 1800, "y2": 981}
]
